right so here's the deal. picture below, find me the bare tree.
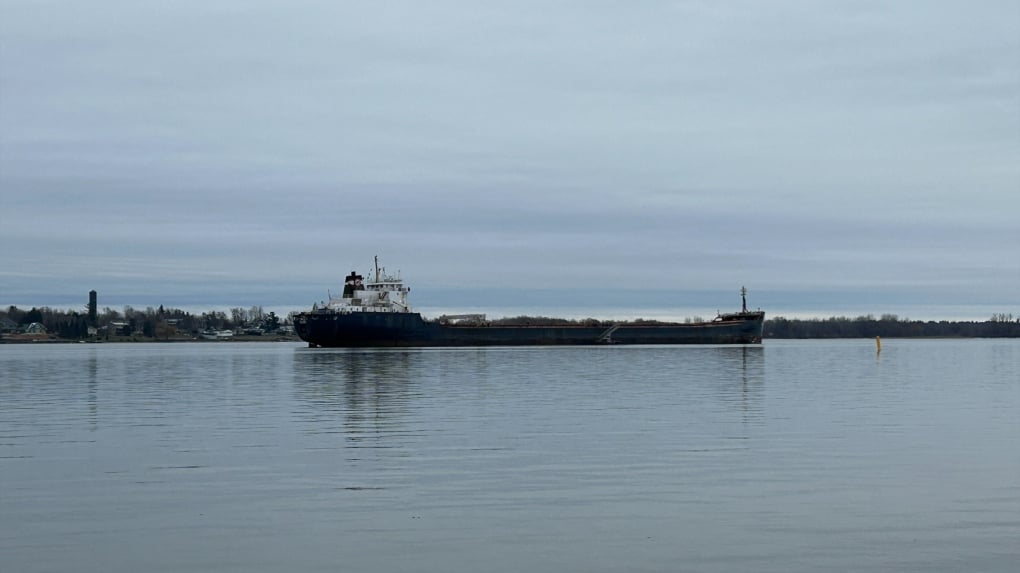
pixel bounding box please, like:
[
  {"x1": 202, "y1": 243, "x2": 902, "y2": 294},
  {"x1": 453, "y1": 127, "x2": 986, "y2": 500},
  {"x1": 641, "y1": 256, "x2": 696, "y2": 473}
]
[{"x1": 248, "y1": 305, "x2": 265, "y2": 324}]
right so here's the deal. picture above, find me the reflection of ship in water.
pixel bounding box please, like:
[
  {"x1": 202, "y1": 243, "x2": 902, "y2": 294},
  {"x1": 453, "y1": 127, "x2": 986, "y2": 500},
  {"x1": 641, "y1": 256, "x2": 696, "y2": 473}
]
[
  {"x1": 290, "y1": 345, "x2": 766, "y2": 451},
  {"x1": 291, "y1": 349, "x2": 422, "y2": 447},
  {"x1": 708, "y1": 345, "x2": 765, "y2": 423}
]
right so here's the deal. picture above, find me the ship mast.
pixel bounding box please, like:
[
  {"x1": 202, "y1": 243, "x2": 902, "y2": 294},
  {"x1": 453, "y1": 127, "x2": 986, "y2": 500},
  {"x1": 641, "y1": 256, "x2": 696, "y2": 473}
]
[
  {"x1": 374, "y1": 255, "x2": 380, "y2": 283},
  {"x1": 741, "y1": 286, "x2": 748, "y2": 313}
]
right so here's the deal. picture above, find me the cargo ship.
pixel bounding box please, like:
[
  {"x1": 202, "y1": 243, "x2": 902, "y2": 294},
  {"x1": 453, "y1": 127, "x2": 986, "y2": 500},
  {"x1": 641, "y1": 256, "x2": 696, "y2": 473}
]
[{"x1": 293, "y1": 258, "x2": 764, "y2": 347}]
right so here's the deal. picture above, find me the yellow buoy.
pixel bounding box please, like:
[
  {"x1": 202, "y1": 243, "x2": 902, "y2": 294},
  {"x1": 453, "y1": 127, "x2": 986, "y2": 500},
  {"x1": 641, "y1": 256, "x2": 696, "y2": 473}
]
[{"x1": 875, "y1": 336, "x2": 882, "y2": 353}]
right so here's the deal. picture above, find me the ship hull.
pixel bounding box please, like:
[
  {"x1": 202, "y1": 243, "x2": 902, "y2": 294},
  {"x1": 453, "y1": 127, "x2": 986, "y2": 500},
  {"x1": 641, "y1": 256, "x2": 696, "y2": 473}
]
[{"x1": 293, "y1": 311, "x2": 764, "y2": 347}]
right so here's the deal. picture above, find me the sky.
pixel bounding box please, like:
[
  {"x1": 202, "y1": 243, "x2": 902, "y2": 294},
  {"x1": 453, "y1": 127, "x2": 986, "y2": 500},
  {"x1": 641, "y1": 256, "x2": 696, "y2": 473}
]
[{"x1": 2, "y1": 0, "x2": 1018, "y2": 320}]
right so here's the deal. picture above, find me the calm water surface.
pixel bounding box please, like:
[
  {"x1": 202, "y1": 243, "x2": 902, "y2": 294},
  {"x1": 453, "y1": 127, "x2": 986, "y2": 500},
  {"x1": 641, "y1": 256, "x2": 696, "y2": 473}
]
[{"x1": 1, "y1": 340, "x2": 1017, "y2": 572}]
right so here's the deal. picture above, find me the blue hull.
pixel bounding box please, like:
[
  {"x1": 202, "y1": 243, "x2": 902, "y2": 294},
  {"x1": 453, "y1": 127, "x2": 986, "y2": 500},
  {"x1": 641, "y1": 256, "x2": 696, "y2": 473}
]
[{"x1": 293, "y1": 311, "x2": 765, "y2": 347}]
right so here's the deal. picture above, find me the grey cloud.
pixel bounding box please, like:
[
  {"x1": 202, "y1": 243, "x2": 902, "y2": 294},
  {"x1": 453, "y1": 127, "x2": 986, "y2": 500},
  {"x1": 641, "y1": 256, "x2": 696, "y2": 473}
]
[{"x1": 1, "y1": 0, "x2": 1017, "y2": 318}]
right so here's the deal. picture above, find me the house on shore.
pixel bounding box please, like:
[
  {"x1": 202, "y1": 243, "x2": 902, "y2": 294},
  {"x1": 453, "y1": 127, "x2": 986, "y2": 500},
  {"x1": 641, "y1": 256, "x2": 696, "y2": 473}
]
[{"x1": 23, "y1": 322, "x2": 47, "y2": 335}]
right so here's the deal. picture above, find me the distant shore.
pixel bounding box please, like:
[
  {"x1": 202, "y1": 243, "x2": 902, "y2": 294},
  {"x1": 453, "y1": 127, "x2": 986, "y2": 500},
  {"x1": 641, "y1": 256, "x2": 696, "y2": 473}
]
[{"x1": 3, "y1": 302, "x2": 1018, "y2": 343}]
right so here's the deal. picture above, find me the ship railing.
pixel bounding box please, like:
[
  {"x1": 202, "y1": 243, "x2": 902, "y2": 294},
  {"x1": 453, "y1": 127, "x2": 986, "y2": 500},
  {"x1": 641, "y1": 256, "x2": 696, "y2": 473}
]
[{"x1": 325, "y1": 305, "x2": 408, "y2": 314}]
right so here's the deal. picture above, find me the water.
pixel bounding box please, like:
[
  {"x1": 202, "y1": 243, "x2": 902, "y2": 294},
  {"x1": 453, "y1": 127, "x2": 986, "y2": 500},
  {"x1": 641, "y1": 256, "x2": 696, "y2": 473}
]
[{"x1": 1, "y1": 340, "x2": 1017, "y2": 572}]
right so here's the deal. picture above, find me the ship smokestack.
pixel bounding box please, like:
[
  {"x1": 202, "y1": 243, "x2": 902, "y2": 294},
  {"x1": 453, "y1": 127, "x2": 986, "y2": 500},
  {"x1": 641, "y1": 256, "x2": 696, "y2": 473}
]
[{"x1": 342, "y1": 272, "x2": 362, "y2": 298}]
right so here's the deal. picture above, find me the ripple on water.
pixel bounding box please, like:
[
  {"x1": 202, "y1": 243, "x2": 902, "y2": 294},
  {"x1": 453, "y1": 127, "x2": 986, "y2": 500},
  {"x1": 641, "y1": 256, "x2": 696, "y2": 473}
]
[{"x1": 0, "y1": 340, "x2": 1017, "y2": 572}]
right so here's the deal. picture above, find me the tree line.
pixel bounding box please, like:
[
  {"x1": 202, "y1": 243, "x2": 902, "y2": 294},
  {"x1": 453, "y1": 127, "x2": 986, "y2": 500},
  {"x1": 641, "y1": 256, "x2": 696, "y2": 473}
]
[
  {"x1": 5, "y1": 305, "x2": 1019, "y2": 340},
  {"x1": 764, "y1": 314, "x2": 1020, "y2": 338},
  {"x1": 2, "y1": 304, "x2": 287, "y2": 340}
]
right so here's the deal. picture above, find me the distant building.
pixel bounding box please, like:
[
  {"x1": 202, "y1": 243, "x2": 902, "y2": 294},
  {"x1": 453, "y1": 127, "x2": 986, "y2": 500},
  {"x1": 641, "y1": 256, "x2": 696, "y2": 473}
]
[
  {"x1": 23, "y1": 322, "x2": 47, "y2": 334},
  {"x1": 88, "y1": 290, "x2": 97, "y2": 325}
]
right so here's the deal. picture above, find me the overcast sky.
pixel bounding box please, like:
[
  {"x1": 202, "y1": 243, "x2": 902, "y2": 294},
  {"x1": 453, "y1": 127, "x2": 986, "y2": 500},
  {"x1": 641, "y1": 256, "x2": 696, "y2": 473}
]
[{"x1": 2, "y1": 0, "x2": 1018, "y2": 319}]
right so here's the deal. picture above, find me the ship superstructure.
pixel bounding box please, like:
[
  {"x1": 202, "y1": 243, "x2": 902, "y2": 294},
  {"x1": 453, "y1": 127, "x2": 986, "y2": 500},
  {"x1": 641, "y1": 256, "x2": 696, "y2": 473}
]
[{"x1": 314, "y1": 256, "x2": 412, "y2": 315}]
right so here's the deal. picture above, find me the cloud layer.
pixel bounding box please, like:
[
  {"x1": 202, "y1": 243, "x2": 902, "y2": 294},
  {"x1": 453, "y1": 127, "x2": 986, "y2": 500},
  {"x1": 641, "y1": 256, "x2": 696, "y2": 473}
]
[{"x1": 2, "y1": 1, "x2": 1018, "y2": 319}]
